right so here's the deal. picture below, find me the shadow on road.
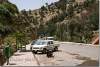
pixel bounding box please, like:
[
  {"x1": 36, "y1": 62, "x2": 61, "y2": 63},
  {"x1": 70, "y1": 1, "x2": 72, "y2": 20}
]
[
  {"x1": 32, "y1": 52, "x2": 46, "y2": 55},
  {"x1": 14, "y1": 54, "x2": 25, "y2": 56},
  {"x1": 55, "y1": 50, "x2": 62, "y2": 52},
  {"x1": 77, "y1": 60, "x2": 99, "y2": 66},
  {"x1": 20, "y1": 50, "x2": 31, "y2": 52},
  {"x1": 75, "y1": 56, "x2": 91, "y2": 60},
  {"x1": 9, "y1": 63, "x2": 16, "y2": 65}
]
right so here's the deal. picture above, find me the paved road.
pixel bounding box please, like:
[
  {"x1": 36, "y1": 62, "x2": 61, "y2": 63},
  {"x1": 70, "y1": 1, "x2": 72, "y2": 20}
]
[
  {"x1": 4, "y1": 51, "x2": 38, "y2": 66},
  {"x1": 34, "y1": 42, "x2": 99, "y2": 66},
  {"x1": 3, "y1": 42, "x2": 99, "y2": 66},
  {"x1": 60, "y1": 42, "x2": 99, "y2": 60}
]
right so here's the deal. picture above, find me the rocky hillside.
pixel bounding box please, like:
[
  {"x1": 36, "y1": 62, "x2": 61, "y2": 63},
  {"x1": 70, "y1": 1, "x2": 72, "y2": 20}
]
[{"x1": 17, "y1": 0, "x2": 99, "y2": 43}]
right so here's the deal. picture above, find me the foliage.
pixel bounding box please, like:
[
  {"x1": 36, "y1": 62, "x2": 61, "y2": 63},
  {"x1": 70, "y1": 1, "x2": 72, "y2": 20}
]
[
  {"x1": 89, "y1": 10, "x2": 99, "y2": 30},
  {"x1": 0, "y1": 1, "x2": 19, "y2": 38}
]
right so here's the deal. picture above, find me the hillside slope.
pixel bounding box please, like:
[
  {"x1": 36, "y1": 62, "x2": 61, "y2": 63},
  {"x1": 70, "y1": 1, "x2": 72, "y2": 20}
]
[{"x1": 18, "y1": 0, "x2": 99, "y2": 43}]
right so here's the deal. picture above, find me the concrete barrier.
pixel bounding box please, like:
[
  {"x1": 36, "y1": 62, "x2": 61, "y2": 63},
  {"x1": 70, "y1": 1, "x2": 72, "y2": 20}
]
[{"x1": 60, "y1": 42, "x2": 100, "y2": 47}]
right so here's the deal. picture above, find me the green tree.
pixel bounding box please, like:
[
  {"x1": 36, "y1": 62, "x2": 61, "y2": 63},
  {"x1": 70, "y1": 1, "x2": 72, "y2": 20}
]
[{"x1": 0, "y1": 1, "x2": 19, "y2": 38}]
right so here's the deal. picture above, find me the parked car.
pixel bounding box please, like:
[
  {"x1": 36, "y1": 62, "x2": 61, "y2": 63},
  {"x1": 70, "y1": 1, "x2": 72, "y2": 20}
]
[
  {"x1": 31, "y1": 40, "x2": 57, "y2": 54},
  {"x1": 43, "y1": 36, "x2": 60, "y2": 51},
  {"x1": 30, "y1": 40, "x2": 36, "y2": 50},
  {"x1": 46, "y1": 37, "x2": 60, "y2": 51},
  {"x1": 53, "y1": 41, "x2": 60, "y2": 51}
]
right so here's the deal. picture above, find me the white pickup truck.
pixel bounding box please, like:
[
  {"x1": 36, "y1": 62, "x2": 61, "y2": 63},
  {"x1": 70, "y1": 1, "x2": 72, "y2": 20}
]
[
  {"x1": 46, "y1": 37, "x2": 60, "y2": 50},
  {"x1": 31, "y1": 39, "x2": 60, "y2": 54}
]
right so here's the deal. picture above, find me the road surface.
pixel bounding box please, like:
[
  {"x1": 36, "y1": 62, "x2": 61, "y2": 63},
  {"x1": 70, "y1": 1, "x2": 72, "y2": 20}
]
[{"x1": 3, "y1": 42, "x2": 99, "y2": 66}]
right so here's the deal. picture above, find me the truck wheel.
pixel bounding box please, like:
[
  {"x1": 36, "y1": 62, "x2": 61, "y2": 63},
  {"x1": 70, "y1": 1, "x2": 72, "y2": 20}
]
[
  {"x1": 47, "y1": 51, "x2": 53, "y2": 58},
  {"x1": 34, "y1": 51, "x2": 37, "y2": 54},
  {"x1": 42, "y1": 48, "x2": 47, "y2": 54},
  {"x1": 32, "y1": 51, "x2": 37, "y2": 54},
  {"x1": 54, "y1": 47, "x2": 58, "y2": 51},
  {"x1": 47, "y1": 52, "x2": 50, "y2": 58}
]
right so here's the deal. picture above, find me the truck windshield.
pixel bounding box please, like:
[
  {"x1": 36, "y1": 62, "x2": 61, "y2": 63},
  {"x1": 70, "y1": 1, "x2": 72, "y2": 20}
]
[
  {"x1": 35, "y1": 40, "x2": 47, "y2": 45},
  {"x1": 31, "y1": 40, "x2": 36, "y2": 45}
]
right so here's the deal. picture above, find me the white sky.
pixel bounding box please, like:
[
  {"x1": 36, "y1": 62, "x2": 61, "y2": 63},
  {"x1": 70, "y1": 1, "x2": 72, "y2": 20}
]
[{"x1": 9, "y1": 0, "x2": 59, "y2": 11}]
